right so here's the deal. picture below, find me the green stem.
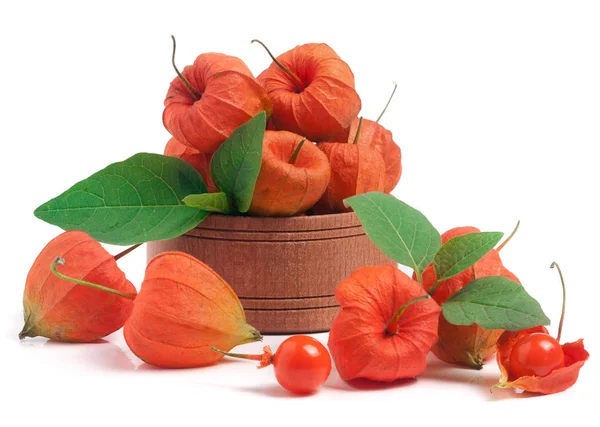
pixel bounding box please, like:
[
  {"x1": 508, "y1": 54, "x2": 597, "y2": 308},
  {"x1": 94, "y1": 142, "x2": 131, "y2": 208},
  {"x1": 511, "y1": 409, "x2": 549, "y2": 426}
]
[
  {"x1": 428, "y1": 280, "x2": 440, "y2": 297},
  {"x1": 51, "y1": 257, "x2": 137, "y2": 300},
  {"x1": 550, "y1": 262, "x2": 567, "y2": 342},
  {"x1": 376, "y1": 82, "x2": 397, "y2": 123},
  {"x1": 386, "y1": 294, "x2": 431, "y2": 335},
  {"x1": 211, "y1": 347, "x2": 264, "y2": 361},
  {"x1": 352, "y1": 117, "x2": 364, "y2": 145},
  {"x1": 497, "y1": 220, "x2": 520, "y2": 252},
  {"x1": 251, "y1": 39, "x2": 304, "y2": 92},
  {"x1": 114, "y1": 243, "x2": 142, "y2": 261},
  {"x1": 289, "y1": 138, "x2": 307, "y2": 164},
  {"x1": 171, "y1": 35, "x2": 202, "y2": 101}
]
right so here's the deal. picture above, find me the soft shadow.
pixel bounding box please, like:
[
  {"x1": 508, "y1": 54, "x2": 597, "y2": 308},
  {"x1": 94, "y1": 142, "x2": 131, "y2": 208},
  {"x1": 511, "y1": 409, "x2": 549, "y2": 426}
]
[
  {"x1": 421, "y1": 357, "x2": 542, "y2": 400},
  {"x1": 232, "y1": 384, "x2": 311, "y2": 398},
  {"x1": 135, "y1": 357, "x2": 239, "y2": 372},
  {"x1": 327, "y1": 375, "x2": 417, "y2": 392},
  {"x1": 44, "y1": 339, "x2": 137, "y2": 371},
  {"x1": 420, "y1": 358, "x2": 497, "y2": 385}
]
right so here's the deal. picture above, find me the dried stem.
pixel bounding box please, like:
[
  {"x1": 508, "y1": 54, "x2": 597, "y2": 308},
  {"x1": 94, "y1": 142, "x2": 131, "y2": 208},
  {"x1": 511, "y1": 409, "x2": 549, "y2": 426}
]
[
  {"x1": 352, "y1": 117, "x2": 364, "y2": 145},
  {"x1": 376, "y1": 81, "x2": 398, "y2": 123},
  {"x1": 171, "y1": 35, "x2": 201, "y2": 100},
  {"x1": 251, "y1": 39, "x2": 304, "y2": 92},
  {"x1": 114, "y1": 243, "x2": 142, "y2": 261},
  {"x1": 550, "y1": 262, "x2": 567, "y2": 342},
  {"x1": 497, "y1": 220, "x2": 520, "y2": 252},
  {"x1": 289, "y1": 138, "x2": 307, "y2": 164}
]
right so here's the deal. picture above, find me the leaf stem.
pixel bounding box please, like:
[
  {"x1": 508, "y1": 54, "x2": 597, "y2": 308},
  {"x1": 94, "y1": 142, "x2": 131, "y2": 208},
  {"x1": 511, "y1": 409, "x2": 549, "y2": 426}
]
[
  {"x1": 51, "y1": 257, "x2": 137, "y2": 300},
  {"x1": 386, "y1": 294, "x2": 431, "y2": 335},
  {"x1": 550, "y1": 262, "x2": 566, "y2": 342},
  {"x1": 288, "y1": 138, "x2": 307, "y2": 164},
  {"x1": 352, "y1": 117, "x2": 364, "y2": 145},
  {"x1": 496, "y1": 220, "x2": 520, "y2": 252},
  {"x1": 376, "y1": 82, "x2": 397, "y2": 123},
  {"x1": 251, "y1": 39, "x2": 304, "y2": 92},
  {"x1": 414, "y1": 268, "x2": 423, "y2": 285},
  {"x1": 171, "y1": 35, "x2": 202, "y2": 101},
  {"x1": 114, "y1": 243, "x2": 142, "y2": 261}
]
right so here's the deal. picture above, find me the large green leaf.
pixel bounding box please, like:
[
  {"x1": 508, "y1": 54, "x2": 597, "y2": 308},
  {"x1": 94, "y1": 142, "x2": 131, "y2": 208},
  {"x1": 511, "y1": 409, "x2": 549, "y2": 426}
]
[
  {"x1": 433, "y1": 231, "x2": 504, "y2": 282},
  {"x1": 210, "y1": 111, "x2": 266, "y2": 212},
  {"x1": 345, "y1": 192, "x2": 441, "y2": 280},
  {"x1": 183, "y1": 192, "x2": 235, "y2": 214},
  {"x1": 442, "y1": 276, "x2": 550, "y2": 331},
  {"x1": 34, "y1": 153, "x2": 209, "y2": 245}
]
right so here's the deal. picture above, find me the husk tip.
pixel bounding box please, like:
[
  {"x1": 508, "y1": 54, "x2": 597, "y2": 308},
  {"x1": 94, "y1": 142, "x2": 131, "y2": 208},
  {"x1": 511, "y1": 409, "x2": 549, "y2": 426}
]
[{"x1": 18, "y1": 326, "x2": 34, "y2": 340}]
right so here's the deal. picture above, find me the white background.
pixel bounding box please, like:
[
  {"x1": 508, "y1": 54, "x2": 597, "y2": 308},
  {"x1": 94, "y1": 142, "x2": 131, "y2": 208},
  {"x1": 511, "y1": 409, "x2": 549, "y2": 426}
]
[{"x1": 1, "y1": 1, "x2": 598, "y2": 425}]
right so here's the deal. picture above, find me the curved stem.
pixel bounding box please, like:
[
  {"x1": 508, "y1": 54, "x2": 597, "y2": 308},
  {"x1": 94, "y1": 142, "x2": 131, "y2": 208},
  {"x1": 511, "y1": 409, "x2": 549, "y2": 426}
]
[
  {"x1": 211, "y1": 346, "x2": 274, "y2": 369},
  {"x1": 386, "y1": 294, "x2": 431, "y2": 335},
  {"x1": 376, "y1": 81, "x2": 398, "y2": 123},
  {"x1": 51, "y1": 257, "x2": 137, "y2": 300},
  {"x1": 352, "y1": 117, "x2": 364, "y2": 145},
  {"x1": 251, "y1": 39, "x2": 304, "y2": 92},
  {"x1": 289, "y1": 138, "x2": 307, "y2": 164},
  {"x1": 114, "y1": 243, "x2": 142, "y2": 261},
  {"x1": 497, "y1": 220, "x2": 520, "y2": 252},
  {"x1": 428, "y1": 280, "x2": 440, "y2": 297},
  {"x1": 550, "y1": 262, "x2": 567, "y2": 342},
  {"x1": 171, "y1": 35, "x2": 201, "y2": 100}
]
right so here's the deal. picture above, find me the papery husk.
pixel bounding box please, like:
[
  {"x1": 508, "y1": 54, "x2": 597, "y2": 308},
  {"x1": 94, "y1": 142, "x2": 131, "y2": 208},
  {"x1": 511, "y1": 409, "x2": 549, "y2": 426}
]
[{"x1": 123, "y1": 251, "x2": 261, "y2": 368}]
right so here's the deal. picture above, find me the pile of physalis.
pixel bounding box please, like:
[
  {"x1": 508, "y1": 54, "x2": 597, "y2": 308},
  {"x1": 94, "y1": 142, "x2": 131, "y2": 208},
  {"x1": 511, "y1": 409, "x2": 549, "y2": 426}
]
[{"x1": 20, "y1": 37, "x2": 588, "y2": 397}]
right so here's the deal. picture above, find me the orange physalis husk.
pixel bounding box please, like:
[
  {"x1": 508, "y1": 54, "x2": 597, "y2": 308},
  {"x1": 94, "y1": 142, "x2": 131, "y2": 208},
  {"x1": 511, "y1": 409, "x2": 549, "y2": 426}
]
[
  {"x1": 420, "y1": 226, "x2": 520, "y2": 369},
  {"x1": 20, "y1": 231, "x2": 137, "y2": 342},
  {"x1": 248, "y1": 130, "x2": 331, "y2": 217},
  {"x1": 164, "y1": 137, "x2": 217, "y2": 193},
  {"x1": 328, "y1": 264, "x2": 441, "y2": 382},
  {"x1": 163, "y1": 47, "x2": 272, "y2": 153},
  {"x1": 494, "y1": 326, "x2": 589, "y2": 394},
  {"x1": 338, "y1": 117, "x2": 401, "y2": 193},
  {"x1": 256, "y1": 42, "x2": 361, "y2": 142},
  {"x1": 123, "y1": 251, "x2": 262, "y2": 368},
  {"x1": 313, "y1": 141, "x2": 386, "y2": 214}
]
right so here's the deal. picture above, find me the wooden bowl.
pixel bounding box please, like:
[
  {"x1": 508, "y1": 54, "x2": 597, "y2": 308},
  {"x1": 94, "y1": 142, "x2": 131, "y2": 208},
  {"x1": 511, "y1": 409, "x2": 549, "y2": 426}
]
[{"x1": 146, "y1": 212, "x2": 393, "y2": 334}]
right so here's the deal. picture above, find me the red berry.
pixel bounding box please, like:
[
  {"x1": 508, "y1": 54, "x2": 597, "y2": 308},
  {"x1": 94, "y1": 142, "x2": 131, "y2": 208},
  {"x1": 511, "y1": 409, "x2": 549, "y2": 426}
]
[
  {"x1": 272, "y1": 335, "x2": 332, "y2": 394},
  {"x1": 509, "y1": 333, "x2": 565, "y2": 378}
]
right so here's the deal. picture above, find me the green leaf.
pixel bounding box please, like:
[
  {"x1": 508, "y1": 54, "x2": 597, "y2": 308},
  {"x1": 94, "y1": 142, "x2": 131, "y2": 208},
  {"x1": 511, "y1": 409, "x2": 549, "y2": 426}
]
[
  {"x1": 344, "y1": 192, "x2": 441, "y2": 279},
  {"x1": 183, "y1": 193, "x2": 235, "y2": 214},
  {"x1": 34, "y1": 153, "x2": 209, "y2": 245},
  {"x1": 433, "y1": 231, "x2": 504, "y2": 282},
  {"x1": 442, "y1": 276, "x2": 551, "y2": 331},
  {"x1": 210, "y1": 111, "x2": 266, "y2": 213}
]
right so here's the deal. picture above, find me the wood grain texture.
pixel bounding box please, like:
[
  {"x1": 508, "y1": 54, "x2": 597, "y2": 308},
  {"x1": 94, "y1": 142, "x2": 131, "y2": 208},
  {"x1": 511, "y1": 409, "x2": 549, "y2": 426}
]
[{"x1": 147, "y1": 212, "x2": 394, "y2": 334}]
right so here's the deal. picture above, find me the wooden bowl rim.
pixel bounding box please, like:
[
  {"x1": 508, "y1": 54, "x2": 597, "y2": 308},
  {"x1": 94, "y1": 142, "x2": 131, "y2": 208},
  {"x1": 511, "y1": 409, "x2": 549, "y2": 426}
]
[{"x1": 195, "y1": 212, "x2": 361, "y2": 232}]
